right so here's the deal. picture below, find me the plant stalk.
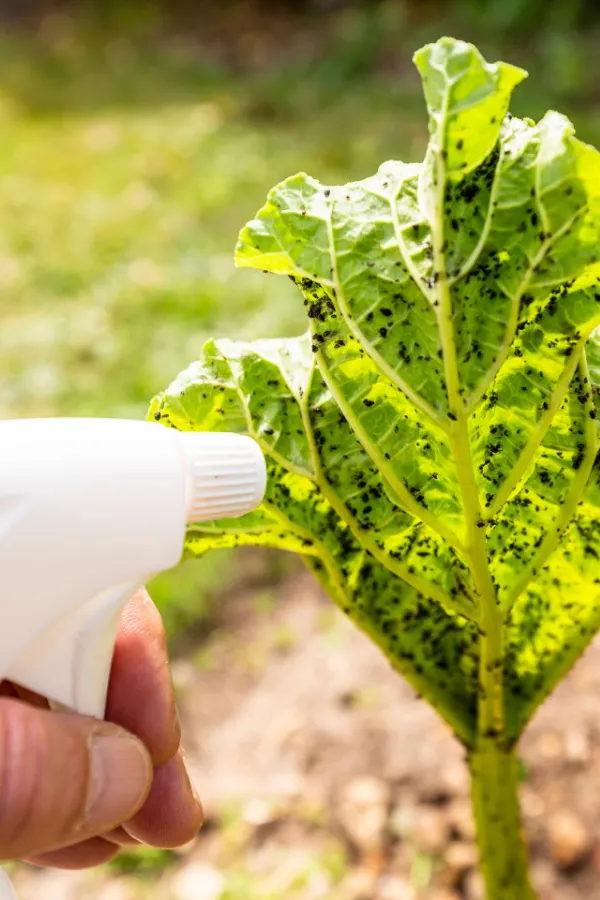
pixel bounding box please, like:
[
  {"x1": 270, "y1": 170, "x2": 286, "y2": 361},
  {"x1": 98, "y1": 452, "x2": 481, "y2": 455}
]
[
  {"x1": 431, "y1": 127, "x2": 536, "y2": 900},
  {"x1": 452, "y1": 430, "x2": 534, "y2": 899},
  {"x1": 469, "y1": 737, "x2": 536, "y2": 900},
  {"x1": 469, "y1": 549, "x2": 536, "y2": 899}
]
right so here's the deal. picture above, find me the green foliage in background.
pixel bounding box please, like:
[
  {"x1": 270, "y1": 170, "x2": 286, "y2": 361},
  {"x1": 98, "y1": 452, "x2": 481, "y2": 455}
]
[
  {"x1": 1, "y1": 5, "x2": 600, "y2": 645},
  {"x1": 151, "y1": 36, "x2": 600, "y2": 899}
]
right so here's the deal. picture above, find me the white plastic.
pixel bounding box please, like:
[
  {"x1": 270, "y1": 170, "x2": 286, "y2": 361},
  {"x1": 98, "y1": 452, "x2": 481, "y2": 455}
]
[
  {"x1": 0, "y1": 869, "x2": 15, "y2": 900},
  {"x1": 0, "y1": 418, "x2": 266, "y2": 719},
  {"x1": 177, "y1": 431, "x2": 266, "y2": 522}
]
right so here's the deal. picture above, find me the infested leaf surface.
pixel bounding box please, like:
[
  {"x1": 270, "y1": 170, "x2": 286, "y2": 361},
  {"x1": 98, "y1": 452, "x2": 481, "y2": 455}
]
[{"x1": 151, "y1": 37, "x2": 600, "y2": 746}]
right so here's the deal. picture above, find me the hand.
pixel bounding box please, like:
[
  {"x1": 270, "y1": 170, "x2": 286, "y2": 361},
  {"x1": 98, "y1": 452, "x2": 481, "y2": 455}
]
[{"x1": 0, "y1": 590, "x2": 203, "y2": 868}]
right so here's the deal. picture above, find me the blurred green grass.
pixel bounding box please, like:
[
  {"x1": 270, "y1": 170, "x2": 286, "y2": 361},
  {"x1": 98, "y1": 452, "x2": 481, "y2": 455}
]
[{"x1": 1, "y1": 3, "x2": 599, "y2": 639}]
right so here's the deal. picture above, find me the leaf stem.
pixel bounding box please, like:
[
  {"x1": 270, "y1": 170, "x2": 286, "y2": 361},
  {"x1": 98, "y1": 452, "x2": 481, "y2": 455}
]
[
  {"x1": 432, "y1": 144, "x2": 505, "y2": 702},
  {"x1": 449, "y1": 409, "x2": 505, "y2": 737},
  {"x1": 452, "y1": 418, "x2": 505, "y2": 734},
  {"x1": 431, "y1": 144, "x2": 506, "y2": 735},
  {"x1": 470, "y1": 740, "x2": 536, "y2": 899},
  {"x1": 426, "y1": 115, "x2": 539, "y2": 897}
]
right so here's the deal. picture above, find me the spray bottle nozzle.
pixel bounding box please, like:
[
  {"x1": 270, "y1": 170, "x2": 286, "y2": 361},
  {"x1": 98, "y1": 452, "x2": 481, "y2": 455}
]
[{"x1": 176, "y1": 431, "x2": 267, "y2": 524}]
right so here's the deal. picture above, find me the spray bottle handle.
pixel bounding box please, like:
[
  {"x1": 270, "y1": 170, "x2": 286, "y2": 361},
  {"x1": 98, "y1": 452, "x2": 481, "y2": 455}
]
[
  {"x1": 0, "y1": 868, "x2": 15, "y2": 899},
  {"x1": 5, "y1": 578, "x2": 145, "y2": 719}
]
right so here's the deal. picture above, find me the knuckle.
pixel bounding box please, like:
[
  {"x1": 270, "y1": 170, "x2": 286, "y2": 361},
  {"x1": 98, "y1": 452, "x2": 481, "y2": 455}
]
[
  {"x1": 55, "y1": 724, "x2": 95, "y2": 841},
  {"x1": 0, "y1": 701, "x2": 93, "y2": 855},
  {"x1": 0, "y1": 700, "x2": 45, "y2": 854}
]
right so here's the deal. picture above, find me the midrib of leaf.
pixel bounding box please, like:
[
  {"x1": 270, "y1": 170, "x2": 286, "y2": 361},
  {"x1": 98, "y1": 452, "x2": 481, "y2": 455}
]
[
  {"x1": 485, "y1": 338, "x2": 597, "y2": 519},
  {"x1": 429, "y1": 89, "x2": 506, "y2": 736},
  {"x1": 501, "y1": 355, "x2": 599, "y2": 615}
]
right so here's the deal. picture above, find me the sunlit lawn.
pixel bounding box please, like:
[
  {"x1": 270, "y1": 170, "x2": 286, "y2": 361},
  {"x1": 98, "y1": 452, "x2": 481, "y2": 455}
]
[{"x1": 0, "y1": 12, "x2": 598, "y2": 634}]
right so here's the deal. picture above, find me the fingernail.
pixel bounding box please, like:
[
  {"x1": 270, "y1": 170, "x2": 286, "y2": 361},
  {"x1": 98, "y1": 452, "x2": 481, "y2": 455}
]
[
  {"x1": 85, "y1": 733, "x2": 152, "y2": 833},
  {"x1": 172, "y1": 699, "x2": 182, "y2": 748},
  {"x1": 181, "y1": 746, "x2": 203, "y2": 812}
]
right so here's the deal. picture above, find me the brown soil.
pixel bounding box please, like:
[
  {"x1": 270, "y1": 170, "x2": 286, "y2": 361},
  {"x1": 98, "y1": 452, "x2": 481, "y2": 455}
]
[
  {"x1": 13, "y1": 565, "x2": 600, "y2": 898},
  {"x1": 179, "y1": 569, "x2": 600, "y2": 900}
]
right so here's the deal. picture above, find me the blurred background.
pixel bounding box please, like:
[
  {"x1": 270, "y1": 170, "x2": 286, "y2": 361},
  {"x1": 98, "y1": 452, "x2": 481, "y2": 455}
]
[{"x1": 3, "y1": 2, "x2": 600, "y2": 898}]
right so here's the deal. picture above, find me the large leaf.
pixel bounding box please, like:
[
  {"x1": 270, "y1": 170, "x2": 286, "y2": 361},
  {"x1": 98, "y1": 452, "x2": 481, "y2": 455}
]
[
  {"x1": 151, "y1": 337, "x2": 479, "y2": 744},
  {"x1": 151, "y1": 37, "x2": 600, "y2": 746}
]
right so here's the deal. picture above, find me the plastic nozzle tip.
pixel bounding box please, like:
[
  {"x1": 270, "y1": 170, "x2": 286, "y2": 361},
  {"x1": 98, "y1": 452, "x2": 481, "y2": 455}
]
[{"x1": 176, "y1": 432, "x2": 267, "y2": 524}]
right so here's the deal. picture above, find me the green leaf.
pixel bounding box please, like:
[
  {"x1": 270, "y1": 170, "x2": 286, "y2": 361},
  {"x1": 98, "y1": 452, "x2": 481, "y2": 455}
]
[
  {"x1": 152, "y1": 337, "x2": 479, "y2": 743},
  {"x1": 151, "y1": 36, "x2": 600, "y2": 746},
  {"x1": 414, "y1": 38, "x2": 527, "y2": 178},
  {"x1": 505, "y1": 451, "x2": 600, "y2": 736}
]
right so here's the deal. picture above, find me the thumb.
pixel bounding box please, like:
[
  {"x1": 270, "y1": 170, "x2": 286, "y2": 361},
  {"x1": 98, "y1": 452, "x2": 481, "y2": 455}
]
[{"x1": 0, "y1": 698, "x2": 152, "y2": 860}]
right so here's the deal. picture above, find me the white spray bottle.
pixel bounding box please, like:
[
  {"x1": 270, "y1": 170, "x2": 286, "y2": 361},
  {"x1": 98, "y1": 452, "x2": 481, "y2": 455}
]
[{"x1": 0, "y1": 417, "x2": 267, "y2": 898}]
